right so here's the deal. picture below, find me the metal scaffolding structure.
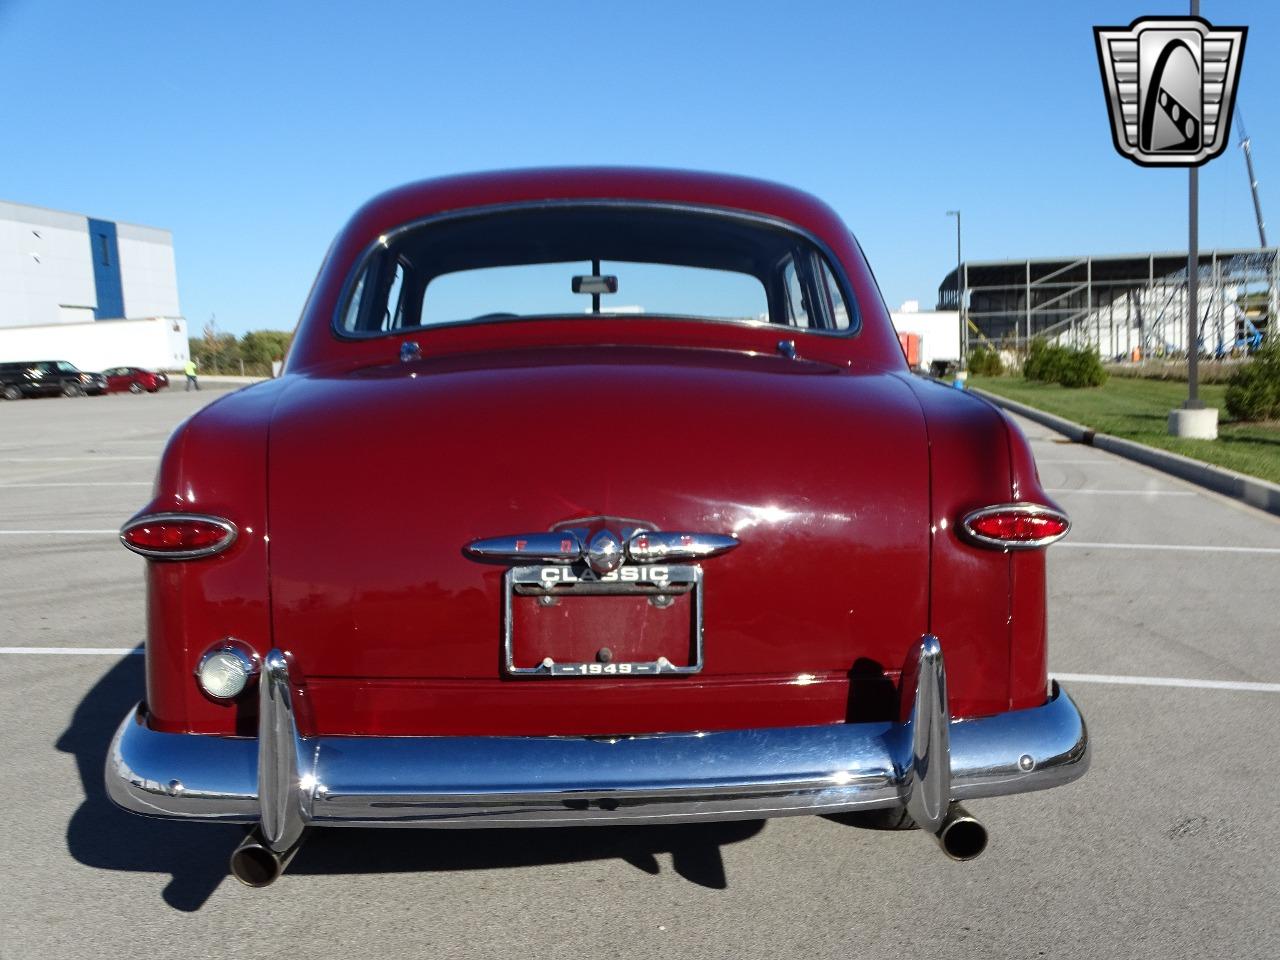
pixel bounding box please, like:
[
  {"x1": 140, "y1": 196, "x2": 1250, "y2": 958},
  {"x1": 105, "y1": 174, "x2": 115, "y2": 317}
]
[{"x1": 937, "y1": 247, "x2": 1278, "y2": 358}]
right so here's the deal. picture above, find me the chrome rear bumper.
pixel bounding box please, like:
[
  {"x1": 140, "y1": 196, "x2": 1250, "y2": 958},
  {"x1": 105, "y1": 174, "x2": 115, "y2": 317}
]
[{"x1": 106, "y1": 638, "x2": 1089, "y2": 846}]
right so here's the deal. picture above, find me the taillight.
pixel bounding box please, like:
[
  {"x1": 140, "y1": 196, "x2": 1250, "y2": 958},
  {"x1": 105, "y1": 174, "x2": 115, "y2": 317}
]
[
  {"x1": 959, "y1": 503, "x2": 1070, "y2": 550},
  {"x1": 119, "y1": 513, "x2": 238, "y2": 559}
]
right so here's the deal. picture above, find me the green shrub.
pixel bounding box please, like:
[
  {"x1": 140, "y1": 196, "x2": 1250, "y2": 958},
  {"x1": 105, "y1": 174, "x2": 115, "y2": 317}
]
[
  {"x1": 1024, "y1": 339, "x2": 1066, "y2": 382},
  {"x1": 1023, "y1": 339, "x2": 1106, "y2": 387},
  {"x1": 1225, "y1": 339, "x2": 1280, "y2": 421},
  {"x1": 1057, "y1": 349, "x2": 1108, "y2": 388},
  {"x1": 967, "y1": 346, "x2": 1003, "y2": 377}
]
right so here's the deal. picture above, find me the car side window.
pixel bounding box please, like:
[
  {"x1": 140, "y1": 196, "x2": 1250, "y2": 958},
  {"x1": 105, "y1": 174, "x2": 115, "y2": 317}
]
[
  {"x1": 782, "y1": 260, "x2": 810, "y2": 328},
  {"x1": 56, "y1": 361, "x2": 77, "y2": 373},
  {"x1": 820, "y1": 259, "x2": 851, "y2": 330},
  {"x1": 381, "y1": 260, "x2": 406, "y2": 331},
  {"x1": 341, "y1": 269, "x2": 368, "y2": 332}
]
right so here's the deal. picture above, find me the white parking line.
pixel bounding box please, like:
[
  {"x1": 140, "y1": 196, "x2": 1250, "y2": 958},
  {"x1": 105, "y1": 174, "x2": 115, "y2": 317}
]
[
  {"x1": 0, "y1": 529, "x2": 118, "y2": 535},
  {"x1": 0, "y1": 482, "x2": 151, "y2": 488},
  {"x1": 1046, "y1": 489, "x2": 1194, "y2": 496},
  {"x1": 0, "y1": 647, "x2": 142, "y2": 655},
  {"x1": 1053, "y1": 671, "x2": 1280, "y2": 693},
  {"x1": 1058, "y1": 541, "x2": 1280, "y2": 555}
]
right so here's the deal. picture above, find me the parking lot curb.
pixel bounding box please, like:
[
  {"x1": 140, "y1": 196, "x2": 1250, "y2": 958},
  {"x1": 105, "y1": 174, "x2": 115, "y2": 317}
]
[{"x1": 972, "y1": 388, "x2": 1280, "y2": 519}]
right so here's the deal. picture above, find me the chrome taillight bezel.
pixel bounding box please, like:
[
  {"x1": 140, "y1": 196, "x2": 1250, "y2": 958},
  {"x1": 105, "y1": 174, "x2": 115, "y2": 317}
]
[
  {"x1": 119, "y1": 512, "x2": 239, "y2": 560},
  {"x1": 958, "y1": 502, "x2": 1071, "y2": 551}
]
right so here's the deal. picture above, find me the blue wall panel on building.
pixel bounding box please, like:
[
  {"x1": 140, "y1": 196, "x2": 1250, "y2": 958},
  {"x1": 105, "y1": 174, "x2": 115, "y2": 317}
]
[{"x1": 87, "y1": 218, "x2": 124, "y2": 319}]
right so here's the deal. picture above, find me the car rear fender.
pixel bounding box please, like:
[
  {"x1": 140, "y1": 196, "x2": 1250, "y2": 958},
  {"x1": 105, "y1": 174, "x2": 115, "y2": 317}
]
[
  {"x1": 134, "y1": 381, "x2": 287, "y2": 734},
  {"x1": 897, "y1": 376, "x2": 1057, "y2": 717}
]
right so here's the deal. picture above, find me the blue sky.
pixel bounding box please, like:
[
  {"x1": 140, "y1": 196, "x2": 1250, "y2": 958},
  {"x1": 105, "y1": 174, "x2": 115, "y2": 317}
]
[{"x1": 1, "y1": 0, "x2": 1275, "y2": 336}]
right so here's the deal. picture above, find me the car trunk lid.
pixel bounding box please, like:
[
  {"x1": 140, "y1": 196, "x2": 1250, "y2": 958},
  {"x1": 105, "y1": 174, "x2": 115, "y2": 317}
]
[{"x1": 266, "y1": 344, "x2": 931, "y2": 733}]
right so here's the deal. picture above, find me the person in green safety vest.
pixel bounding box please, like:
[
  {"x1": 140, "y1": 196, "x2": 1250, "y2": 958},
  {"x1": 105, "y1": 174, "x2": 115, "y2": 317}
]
[{"x1": 184, "y1": 358, "x2": 199, "y2": 392}]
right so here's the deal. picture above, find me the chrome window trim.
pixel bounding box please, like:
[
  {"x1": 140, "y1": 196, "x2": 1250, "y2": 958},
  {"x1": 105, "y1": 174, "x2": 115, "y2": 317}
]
[
  {"x1": 958, "y1": 502, "x2": 1072, "y2": 551},
  {"x1": 329, "y1": 199, "x2": 863, "y2": 342},
  {"x1": 119, "y1": 512, "x2": 239, "y2": 560}
]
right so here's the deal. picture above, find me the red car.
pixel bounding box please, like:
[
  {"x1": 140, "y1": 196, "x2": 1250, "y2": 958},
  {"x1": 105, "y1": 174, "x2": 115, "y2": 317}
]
[
  {"x1": 103, "y1": 366, "x2": 169, "y2": 394},
  {"x1": 106, "y1": 169, "x2": 1089, "y2": 887}
]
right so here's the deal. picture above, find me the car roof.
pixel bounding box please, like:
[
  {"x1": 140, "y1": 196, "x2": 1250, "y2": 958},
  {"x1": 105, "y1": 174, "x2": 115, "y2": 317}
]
[{"x1": 342, "y1": 167, "x2": 850, "y2": 253}]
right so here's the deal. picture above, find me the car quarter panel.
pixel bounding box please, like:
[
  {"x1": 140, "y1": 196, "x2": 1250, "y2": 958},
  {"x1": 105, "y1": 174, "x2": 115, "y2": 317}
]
[
  {"x1": 1003, "y1": 410, "x2": 1062, "y2": 710},
  {"x1": 896, "y1": 376, "x2": 1054, "y2": 721},
  {"x1": 136, "y1": 381, "x2": 286, "y2": 734}
]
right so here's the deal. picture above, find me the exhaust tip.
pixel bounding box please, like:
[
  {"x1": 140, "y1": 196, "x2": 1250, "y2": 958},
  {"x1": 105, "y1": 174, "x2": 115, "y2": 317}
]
[
  {"x1": 938, "y1": 809, "x2": 988, "y2": 861},
  {"x1": 230, "y1": 835, "x2": 284, "y2": 887}
]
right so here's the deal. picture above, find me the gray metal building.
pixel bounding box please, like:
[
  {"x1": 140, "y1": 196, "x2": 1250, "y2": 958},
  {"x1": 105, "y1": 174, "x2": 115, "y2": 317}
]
[{"x1": 938, "y1": 248, "x2": 1278, "y2": 358}]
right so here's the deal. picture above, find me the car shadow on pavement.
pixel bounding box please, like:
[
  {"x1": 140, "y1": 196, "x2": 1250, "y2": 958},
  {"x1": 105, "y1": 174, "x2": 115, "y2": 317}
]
[
  {"x1": 291, "y1": 819, "x2": 761, "y2": 892},
  {"x1": 57, "y1": 653, "x2": 763, "y2": 912},
  {"x1": 57, "y1": 652, "x2": 238, "y2": 911}
]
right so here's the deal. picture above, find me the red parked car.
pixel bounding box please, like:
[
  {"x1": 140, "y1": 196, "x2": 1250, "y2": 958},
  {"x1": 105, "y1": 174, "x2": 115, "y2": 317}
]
[
  {"x1": 107, "y1": 169, "x2": 1089, "y2": 887},
  {"x1": 102, "y1": 366, "x2": 169, "y2": 394}
]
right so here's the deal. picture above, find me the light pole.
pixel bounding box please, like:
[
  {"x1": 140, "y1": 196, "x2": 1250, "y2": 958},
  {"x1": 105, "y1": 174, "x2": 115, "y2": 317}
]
[
  {"x1": 1187, "y1": 0, "x2": 1200, "y2": 410},
  {"x1": 1167, "y1": 0, "x2": 1217, "y2": 438},
  {"x1": 946, "y1": 210, "x2": 965, "y2": 369}
]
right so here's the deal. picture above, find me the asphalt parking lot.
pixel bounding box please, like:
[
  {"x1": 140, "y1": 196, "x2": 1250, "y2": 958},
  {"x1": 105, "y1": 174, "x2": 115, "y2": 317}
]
[{"x1": 2, "y1": 384, "x2": 1278, "y2": 960}]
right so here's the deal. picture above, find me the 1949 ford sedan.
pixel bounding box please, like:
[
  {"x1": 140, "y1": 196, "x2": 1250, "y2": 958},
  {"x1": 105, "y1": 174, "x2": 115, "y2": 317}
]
[{"x1": 106, "y1": 168, "x2": 1089, "y2": 886}]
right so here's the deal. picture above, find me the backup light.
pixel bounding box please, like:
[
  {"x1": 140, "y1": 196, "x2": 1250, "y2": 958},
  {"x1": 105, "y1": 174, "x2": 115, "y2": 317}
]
[
  {"x1": 120, "y1": 513, "x2": 237, "y2": 560},
  {"x1": 959, "y1": 504, "x2": 1070, "y2": 550},
  {"x1": 196, "y1": 641, "x2": 259, "y2": 700}
]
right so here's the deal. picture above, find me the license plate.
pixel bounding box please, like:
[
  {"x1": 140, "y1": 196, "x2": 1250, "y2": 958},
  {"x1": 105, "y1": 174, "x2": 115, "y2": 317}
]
[{"x1": 503, "y1": 563, "x2": 703, "y2": 677}]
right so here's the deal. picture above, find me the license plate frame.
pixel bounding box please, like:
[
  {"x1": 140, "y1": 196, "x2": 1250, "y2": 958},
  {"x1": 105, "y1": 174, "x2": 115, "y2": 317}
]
[{"x1": 502, "y1": 563, "x2": 703, "y2": 677}]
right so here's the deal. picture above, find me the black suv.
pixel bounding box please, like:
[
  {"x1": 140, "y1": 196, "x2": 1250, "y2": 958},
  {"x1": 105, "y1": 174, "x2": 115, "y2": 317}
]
[{"x1": 0, "y1": 360, "x2": 107, "y2": 399}]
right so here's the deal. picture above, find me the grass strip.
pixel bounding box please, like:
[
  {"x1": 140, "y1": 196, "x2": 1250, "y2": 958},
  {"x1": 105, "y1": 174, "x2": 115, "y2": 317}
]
[{"x1": 968, "y1": 376, "x2": 1280, "y2": 485}]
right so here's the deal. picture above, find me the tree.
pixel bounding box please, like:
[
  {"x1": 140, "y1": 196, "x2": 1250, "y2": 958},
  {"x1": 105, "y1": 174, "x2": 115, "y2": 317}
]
[{"x1": 240, "y1": 330, "x2": 293, "y2": 367}]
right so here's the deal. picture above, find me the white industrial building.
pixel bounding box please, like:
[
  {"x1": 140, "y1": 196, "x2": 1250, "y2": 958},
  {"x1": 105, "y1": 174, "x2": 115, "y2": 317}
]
[
  {"x1": 890, "y1": 300, "x2": 960, "y2": 370},
  {"x1": 0, "y1": 200, "x2": 188, "y2": 371}
]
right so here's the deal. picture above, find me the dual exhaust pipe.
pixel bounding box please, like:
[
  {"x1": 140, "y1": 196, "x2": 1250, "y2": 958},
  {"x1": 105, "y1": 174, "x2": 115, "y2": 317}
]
[
  {"x1": 227, "y1": 804, "x2": 988, "y2": 887},
  {"x1": 230, "y1": 827, "x2": 305, "y2": 888},
  {"x1": 934, "y1": 803, "x2": 988, "y2": 861}
]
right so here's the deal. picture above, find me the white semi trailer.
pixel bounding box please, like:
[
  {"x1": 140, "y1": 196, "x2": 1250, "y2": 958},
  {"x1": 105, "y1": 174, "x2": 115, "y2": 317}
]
[{"x1": 0, "y1": 315, "x2": 189, "y2": 372}]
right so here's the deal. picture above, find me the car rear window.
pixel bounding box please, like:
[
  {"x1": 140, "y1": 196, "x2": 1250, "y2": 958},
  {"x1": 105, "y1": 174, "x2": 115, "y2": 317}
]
[{"x1": 337, "y1": 205, "x2": 857, "y2": 337}]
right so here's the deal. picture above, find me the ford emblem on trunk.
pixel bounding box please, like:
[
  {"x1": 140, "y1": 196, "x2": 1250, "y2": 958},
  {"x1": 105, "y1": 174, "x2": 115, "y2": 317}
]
[
  {"x1": 464, "y1": 523, "x2": 739, "y2": 566},
  {"x1": 585, "y1": 530, "x2": 624, "y2": 574}
]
